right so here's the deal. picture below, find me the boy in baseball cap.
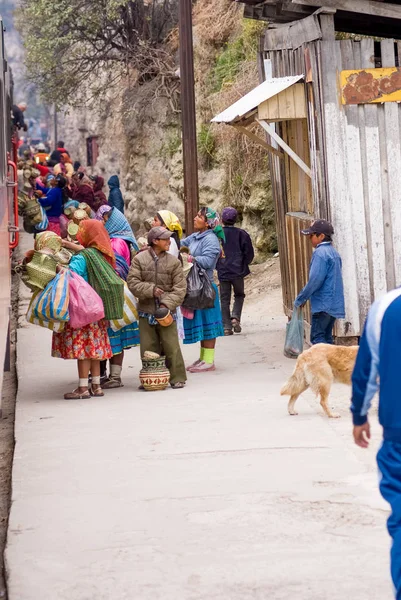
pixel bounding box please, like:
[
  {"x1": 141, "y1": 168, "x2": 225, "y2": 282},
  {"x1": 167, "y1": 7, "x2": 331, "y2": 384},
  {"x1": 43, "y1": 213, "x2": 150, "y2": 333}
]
[{"x1": 294, "y1": 219, "x2": 345, "y2": 344}]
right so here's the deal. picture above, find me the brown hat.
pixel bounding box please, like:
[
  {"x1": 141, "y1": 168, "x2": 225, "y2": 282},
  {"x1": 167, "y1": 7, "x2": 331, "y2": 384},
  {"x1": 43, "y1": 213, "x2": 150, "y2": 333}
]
[{"x1": 147, "y1": 226, "x2": 173, "y2": 245}]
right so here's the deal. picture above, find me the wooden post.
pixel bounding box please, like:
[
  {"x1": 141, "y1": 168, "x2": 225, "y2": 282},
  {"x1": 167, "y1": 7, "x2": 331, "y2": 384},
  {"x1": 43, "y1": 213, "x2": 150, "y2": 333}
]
[{"x1": 178, "y1": 0, "x2": 199, "y2": 235}]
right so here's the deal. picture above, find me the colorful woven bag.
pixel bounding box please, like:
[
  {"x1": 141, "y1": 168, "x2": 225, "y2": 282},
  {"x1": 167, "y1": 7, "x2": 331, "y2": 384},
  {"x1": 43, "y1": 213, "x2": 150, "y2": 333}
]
[
  {"x1": 109, "y1": 283, "x2": 138, "y2": 332},
  {"x1": 33, "y1": 270, "x2": 70, "y2": 323},
  {"x1": 26, "y1": 292, "x2": 65, "y2": 332}
]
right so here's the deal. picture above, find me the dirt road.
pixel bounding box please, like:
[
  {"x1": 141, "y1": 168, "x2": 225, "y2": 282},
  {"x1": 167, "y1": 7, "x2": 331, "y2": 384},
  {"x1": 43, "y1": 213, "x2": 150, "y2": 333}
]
[{"x1": 4, "y1": 240, "x2": 393, "y2": 599}]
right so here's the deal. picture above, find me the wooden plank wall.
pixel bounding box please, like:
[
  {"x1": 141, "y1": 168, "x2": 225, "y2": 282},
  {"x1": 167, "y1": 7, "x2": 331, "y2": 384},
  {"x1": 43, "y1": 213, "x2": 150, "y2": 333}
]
[
  {"x1": 319, "y1": 37, "x2": 401, "y2": 335},
  {"x1": 285, "y1": 212, "x2": 314, "y2": 321},
  {"x1": 264, "y1": 46, "x2": 319, "y2": 321},
  {"x1": 265, "y1": 35, "x2": 401, "y2": 337}
]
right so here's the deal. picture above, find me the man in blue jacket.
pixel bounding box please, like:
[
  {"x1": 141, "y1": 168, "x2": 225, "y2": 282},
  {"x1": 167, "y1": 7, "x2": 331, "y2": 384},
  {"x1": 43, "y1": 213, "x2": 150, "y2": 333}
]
[
  {"x1": 217, "y1": 207, "x2": 254, "y2": 335},
  {"x1": 351, "y1": 289, "x2": 401, "y2": 598},
  {"x1": 294, "y1": 219, "x2": 345, "y2": 344}
]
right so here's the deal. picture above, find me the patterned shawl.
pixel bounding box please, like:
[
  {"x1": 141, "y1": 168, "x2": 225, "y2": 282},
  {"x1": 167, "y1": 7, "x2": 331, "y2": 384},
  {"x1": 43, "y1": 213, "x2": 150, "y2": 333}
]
[
  {"x1": 104, "y1": 207, "x2": 139, "y2": 251},
  {"x1": 77, "y1": 219, "x2": 116, "y2": 267},
  {"x1": 201, "y1": 207, "x2": 225, "y2": 243},
  {"x1": 80, "y1": 248, "x2": 124, "y2": 320}
]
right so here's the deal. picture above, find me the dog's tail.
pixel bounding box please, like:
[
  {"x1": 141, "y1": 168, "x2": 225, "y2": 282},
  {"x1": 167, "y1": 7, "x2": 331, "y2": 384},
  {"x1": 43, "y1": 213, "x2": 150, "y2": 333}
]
[{"x1": 280, "y1": 360, "x2": 307, "y2": 396}]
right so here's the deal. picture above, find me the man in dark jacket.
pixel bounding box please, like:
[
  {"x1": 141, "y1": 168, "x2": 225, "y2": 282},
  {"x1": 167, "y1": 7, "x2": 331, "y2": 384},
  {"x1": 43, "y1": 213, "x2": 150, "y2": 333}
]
[
  {"x1": 50, "y1": 140, "x2": 68, "y2": 164},
  {"x1": 217, "y1": 207, "x2": 254, "y2": 335},
  {"x1": 12, "y1": 102, "x2": 28, "y2": 131},
  {"x1": 108, "y1": 175, "x2": 124, "y2": 214}
]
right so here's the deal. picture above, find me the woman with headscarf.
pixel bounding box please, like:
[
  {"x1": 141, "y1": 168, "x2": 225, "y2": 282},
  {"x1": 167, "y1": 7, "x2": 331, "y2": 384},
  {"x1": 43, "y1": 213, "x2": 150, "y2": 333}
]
[
  {"x1": 54, "y1": 153, "x2": 74, "y2": 178},
  {"x1": 74, "y1": 174, "x2": 96, "y2": 209},
  {"x1": 152, "y1": 210, "x2": 182, "y2": 258},
  {"x1": 52, "y1": 220, "x2": 123, "y2": 399},
  {"x1": 95, "y1": 205, "x2": 140, "y2": 388},
  {"x1": 180, "y1": 207, "x2": 225, "y2": 373},
  {"x1": 92, "y1": 176, "x2": 108, "y2": 212},
  {"x1": 37, "y1": 174, "x2": 67, "y2": 235}
]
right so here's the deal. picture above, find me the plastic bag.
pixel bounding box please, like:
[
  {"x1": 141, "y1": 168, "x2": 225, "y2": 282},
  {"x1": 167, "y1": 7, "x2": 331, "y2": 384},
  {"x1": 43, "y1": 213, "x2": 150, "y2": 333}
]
[
  {"x1": 109, "y1": 283, "x2": 138, "y2": 332},
  {"x1": 284, "y1": 307, "x2": 304, "y2": 359},
  {"x1": 182, "y1": 262, "x2": 216, "y2": 310},
  {"x1": 34, "y1": 206, "x2": 49, "y2": 232},
  {"x1": 26, "y1": 292, "x2": 65, "y2": 332},
  {"x1": 33, "y1": 270, "x2": 70, "y2": 323},
  {"x1": 68, "y1": 272, "x2": 105, "y2": 329}
]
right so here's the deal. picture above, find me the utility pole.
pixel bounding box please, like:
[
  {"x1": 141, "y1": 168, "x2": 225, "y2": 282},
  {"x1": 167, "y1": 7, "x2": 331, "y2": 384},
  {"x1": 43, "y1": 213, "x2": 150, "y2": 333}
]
[{"x1": 178, "y1": 0, "x2": 199, "y2": 235}]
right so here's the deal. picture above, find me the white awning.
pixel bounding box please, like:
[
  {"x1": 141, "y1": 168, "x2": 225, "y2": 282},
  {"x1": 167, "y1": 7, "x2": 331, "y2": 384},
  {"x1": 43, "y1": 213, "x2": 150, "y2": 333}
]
[{"x1": 211, "y1": 74, "x2": 304, "y2": 124}]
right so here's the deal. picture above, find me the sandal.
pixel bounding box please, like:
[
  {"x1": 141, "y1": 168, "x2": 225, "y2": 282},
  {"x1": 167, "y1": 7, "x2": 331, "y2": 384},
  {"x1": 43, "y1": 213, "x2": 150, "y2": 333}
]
[
  {"x1": 64, "y1": 388, "x2": 91, "y2": 400},
  {"x1": 90, "y1": 385, "x2": 104, "y2": 397},
  {"x1": 171, "y1": 382, "x2": 185, "y2": 389},
  {"x1": 101, "y1": 377, "x2": 124, "y2": 389},
  {"x1": 231, "y1": 319, "x2": 242, "y2": 334}
]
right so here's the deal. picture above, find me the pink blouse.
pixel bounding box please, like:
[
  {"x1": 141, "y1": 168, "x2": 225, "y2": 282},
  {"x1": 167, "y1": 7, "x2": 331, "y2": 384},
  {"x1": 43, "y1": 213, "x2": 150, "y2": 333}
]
[{"x1": 111, "y1": 238, "x2": 130, "y2": 264}]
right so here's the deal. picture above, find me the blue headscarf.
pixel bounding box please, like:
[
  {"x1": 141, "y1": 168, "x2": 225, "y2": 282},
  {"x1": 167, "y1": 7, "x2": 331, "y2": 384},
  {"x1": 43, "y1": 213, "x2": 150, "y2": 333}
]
[{"x1": 102, "y1": 206, "x2": 139, "y2": 251}]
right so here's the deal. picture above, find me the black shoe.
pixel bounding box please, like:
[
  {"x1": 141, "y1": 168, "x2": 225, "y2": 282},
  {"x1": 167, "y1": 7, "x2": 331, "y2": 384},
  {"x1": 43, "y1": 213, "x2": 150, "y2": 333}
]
[{"x1": 232, "y1": 319, "x2": 242, "y2": 334}]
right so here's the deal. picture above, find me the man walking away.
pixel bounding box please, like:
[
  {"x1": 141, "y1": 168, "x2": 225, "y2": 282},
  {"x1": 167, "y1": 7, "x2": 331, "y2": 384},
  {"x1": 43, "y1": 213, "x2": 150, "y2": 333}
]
[
  {"x1": 217, "y1": 207, "x2": 254, "y2": 336},
  {"x1": 294, "y1": 219, "x2": 345, "y2": 345},
  {"x1": 127, "y1": 226, "x2": 187, "y2": 389},
  {"x1": 351, "y1": 288, "x2": 401, "y2": 599}
]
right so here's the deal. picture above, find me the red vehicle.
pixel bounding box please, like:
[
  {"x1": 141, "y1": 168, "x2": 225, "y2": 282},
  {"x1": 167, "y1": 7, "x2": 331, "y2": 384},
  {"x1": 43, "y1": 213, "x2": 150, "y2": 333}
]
[{"x1": 0, "y1": 16, "x2": 19, "y2": 415}]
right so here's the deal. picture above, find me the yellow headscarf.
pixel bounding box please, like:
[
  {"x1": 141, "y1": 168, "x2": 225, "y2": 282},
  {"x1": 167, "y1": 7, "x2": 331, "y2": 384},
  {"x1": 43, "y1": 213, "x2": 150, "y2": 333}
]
[{"x1": 158, "y1": 210, "x2": 183, "y2": 240}]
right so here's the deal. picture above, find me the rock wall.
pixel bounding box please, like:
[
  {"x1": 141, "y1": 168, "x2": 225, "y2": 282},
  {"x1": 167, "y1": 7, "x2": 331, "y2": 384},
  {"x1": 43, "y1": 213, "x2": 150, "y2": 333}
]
[{"x1": 58, "y1": 1, "x2": 277, "y2": 262}]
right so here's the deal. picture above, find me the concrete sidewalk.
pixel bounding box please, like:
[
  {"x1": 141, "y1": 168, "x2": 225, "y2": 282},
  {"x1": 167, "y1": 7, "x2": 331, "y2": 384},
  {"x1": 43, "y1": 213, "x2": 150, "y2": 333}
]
[{"x1": 5, "y1": 242, "x2": 392, "y2": 599}]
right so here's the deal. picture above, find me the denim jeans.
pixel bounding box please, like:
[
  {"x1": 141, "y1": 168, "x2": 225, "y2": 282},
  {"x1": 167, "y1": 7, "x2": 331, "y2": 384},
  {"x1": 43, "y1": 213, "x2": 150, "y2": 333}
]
[
  {"x1": 219, "y1": 278, "x2": 245, "y2": 330},
  {"x1": 311, "y1": 311, "x2": 336, "y2": 345}
]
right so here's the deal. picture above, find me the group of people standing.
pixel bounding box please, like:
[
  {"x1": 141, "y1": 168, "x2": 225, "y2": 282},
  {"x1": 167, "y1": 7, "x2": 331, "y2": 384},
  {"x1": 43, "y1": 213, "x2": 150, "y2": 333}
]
[
  {"x1": 20, "y1": 141, "x2": 256, "y2": 397},
  {"x1": 20, "y1": 139, "x2": 126, "y2": 239}
]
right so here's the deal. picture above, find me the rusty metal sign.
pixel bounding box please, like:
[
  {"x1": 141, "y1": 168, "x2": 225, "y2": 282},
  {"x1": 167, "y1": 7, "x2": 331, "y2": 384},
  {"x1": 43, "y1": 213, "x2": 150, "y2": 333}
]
[{"x1": 341, "y1": 67, "x2": 401, "y2": 105}]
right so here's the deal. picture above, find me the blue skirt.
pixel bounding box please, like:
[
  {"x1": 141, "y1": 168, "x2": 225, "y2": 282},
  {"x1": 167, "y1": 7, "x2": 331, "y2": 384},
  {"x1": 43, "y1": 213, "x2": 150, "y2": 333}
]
[
  {"x1": 107, "y1": 322, "x2": 140, "y2": 355},
  {"x1": 183, "y1": 283, "x2": 224, "y2": 344}
]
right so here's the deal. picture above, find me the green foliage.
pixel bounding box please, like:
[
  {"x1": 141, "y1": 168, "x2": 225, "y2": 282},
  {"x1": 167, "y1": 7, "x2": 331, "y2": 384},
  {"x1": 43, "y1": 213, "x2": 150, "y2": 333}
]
[
  {"x1": 16, "y1": 0, "x2": 178, "y2": 107},
  {"x1": 159, "y1": 130, "x2": 181, "y2": 159},
  {"x1": 209, "y1": 20, "x2": 265, "y2": 92},
  {"x1": 197, "y1": 124, "x2": 216, "y2": 169}
]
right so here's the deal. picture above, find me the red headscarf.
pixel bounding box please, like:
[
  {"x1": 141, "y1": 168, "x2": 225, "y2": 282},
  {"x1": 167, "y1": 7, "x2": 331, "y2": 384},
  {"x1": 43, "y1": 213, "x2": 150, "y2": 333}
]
[{"x1": 77, "y1": 220, "x2": 116, "y2": 267}]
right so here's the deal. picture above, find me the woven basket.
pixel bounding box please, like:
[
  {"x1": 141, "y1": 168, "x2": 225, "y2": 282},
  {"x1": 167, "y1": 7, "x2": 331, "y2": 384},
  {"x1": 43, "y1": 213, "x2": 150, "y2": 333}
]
[
  {"x1": 25, "y1": 251, "x2": 58, "y2": 291},
  {"x1": 67, "y1": 221, "x2": 79, "y2": 239},
  {"x1": 73, "y1": 209, "x2": 89, "y2": 225},
  {"x1": 18, "y1": 191, "x2": 28, "y2": 215},
  {"x1": 35, "y1": 231, "x2": 62, "y2": 253},
  {"x1": 78, "y1": 203, "x2": 92, "y2": 216},
  {"x1": 24, "y1": 198, "x2": 43, "y2": 225}
]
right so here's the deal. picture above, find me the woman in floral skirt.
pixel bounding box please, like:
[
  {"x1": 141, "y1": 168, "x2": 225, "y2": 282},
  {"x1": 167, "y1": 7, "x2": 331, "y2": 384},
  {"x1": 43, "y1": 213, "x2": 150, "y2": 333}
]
[{"x1": 52, "y1": 220, "x2": 123, "y2": 399}]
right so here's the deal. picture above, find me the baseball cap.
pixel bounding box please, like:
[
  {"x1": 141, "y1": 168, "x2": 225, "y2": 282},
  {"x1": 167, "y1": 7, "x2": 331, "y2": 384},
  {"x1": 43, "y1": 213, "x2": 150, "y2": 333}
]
[
  {"x1": 147, "y1": 226, "x2": 173, "y2": 245},
  {"x1": 301, "y1": 219, "x2": 334, "y2": 236}
]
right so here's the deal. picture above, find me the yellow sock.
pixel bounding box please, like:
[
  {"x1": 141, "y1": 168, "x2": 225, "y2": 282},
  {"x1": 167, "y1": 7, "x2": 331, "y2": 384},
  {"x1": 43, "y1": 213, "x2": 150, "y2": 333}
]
[
  {"x1": 200, "y1": 347, "x2": 205, "y2": 361},
  {"x1": 203, "y1": 348, "x2": 215, "y2": 365}
]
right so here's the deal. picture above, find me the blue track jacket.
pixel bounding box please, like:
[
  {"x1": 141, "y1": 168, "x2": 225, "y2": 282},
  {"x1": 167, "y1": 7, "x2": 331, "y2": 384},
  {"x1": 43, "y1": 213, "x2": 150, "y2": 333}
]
[
  {"x1": 294, "y1": 241, "x2": 345, "y2": 318},
  {"x1": 351, "y1": 289, "x2": 401, "y2": 441}
]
